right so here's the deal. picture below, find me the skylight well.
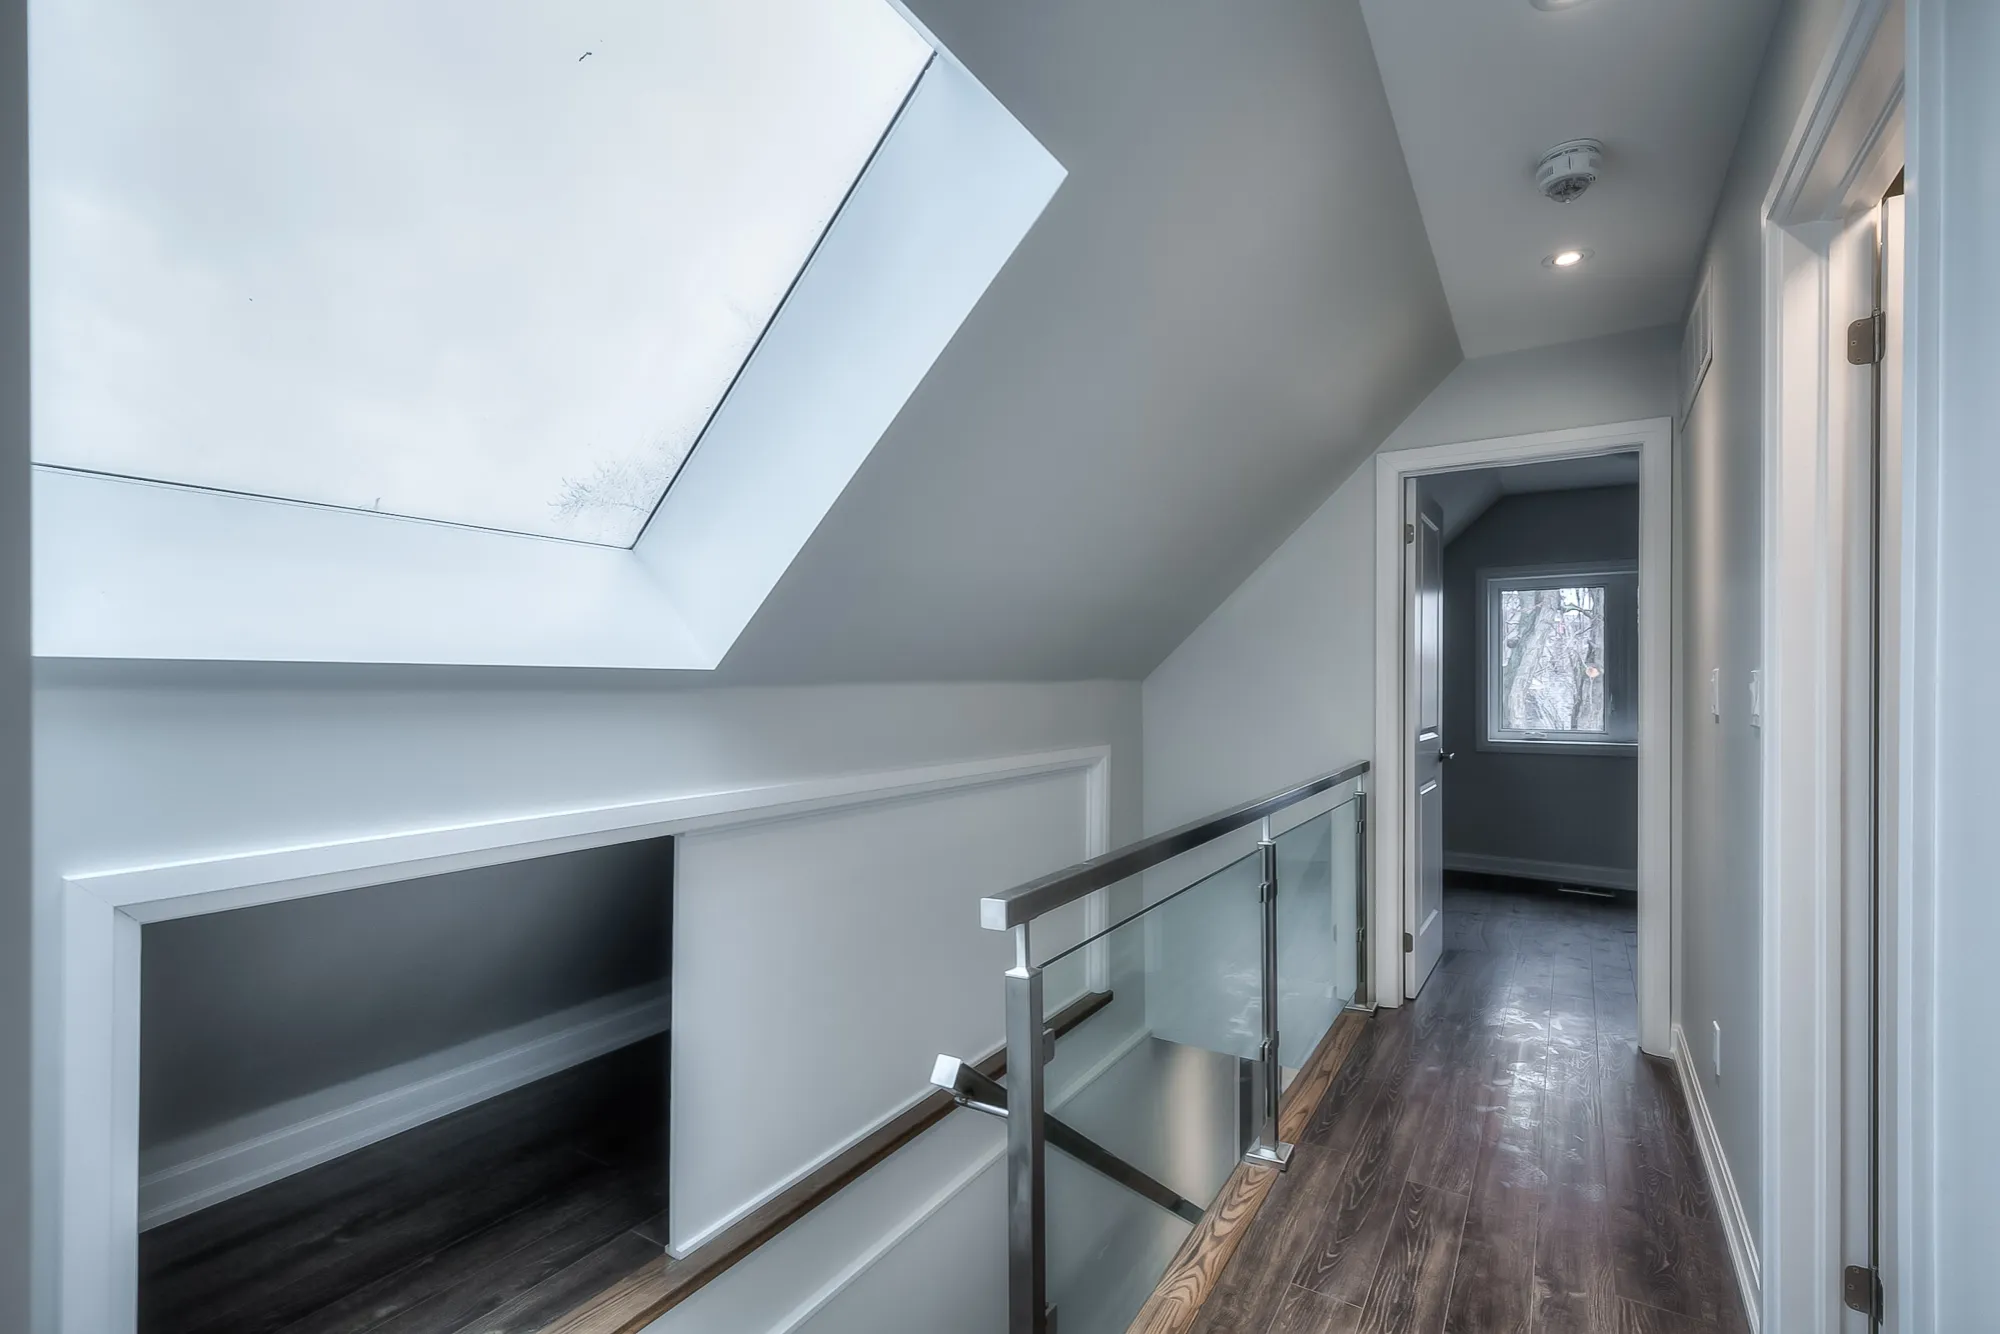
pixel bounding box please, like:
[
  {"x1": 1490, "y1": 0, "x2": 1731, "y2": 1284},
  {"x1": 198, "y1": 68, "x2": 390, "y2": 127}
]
[{"x1": 30, "y1": 0, "x2": 931, "y2": 547}]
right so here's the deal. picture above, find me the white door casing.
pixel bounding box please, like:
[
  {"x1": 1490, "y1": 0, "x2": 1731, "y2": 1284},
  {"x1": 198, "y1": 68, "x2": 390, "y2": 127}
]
[
  {"x1": 1757, "y1": 0, "x2": 1905, "y2": 1325},
  {"x1": 1371, "y1": 418, "x2": 1672, "y2": 1056}
]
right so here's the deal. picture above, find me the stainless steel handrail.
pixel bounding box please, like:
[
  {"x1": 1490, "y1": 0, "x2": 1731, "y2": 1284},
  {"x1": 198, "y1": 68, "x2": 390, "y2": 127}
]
[{"x1": 978, "y1": 759, "x2": 1371, "y2": 931}]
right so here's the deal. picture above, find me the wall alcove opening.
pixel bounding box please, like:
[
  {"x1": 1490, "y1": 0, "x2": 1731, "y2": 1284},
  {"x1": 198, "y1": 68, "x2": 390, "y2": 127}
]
[{"x1": 133, "y1": 836, "x2": 674, "y2": 1334}]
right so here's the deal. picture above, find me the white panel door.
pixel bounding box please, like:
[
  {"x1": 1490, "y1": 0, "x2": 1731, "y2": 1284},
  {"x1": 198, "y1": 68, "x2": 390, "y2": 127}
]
[{"x1": 1406, "y1": 490, "x2": 1446, "y2": 997}]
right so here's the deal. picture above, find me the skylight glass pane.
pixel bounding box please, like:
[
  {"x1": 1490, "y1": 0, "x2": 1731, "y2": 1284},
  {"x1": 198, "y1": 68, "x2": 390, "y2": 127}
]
[{"x1": 30, "y1": 0, "x2": 930, "y2": 546}]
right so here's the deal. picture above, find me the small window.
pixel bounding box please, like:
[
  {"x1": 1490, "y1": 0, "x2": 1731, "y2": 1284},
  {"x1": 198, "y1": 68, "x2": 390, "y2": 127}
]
[{"x1": 1482, "y1": 564, "x2": 1637, "y2": 752}]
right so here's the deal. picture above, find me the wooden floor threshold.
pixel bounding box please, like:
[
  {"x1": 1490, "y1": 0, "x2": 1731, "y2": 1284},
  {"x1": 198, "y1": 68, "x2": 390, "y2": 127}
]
[
  {"x1": 1124, "y1": 1009, "x2": 1373, "y2": 1334},
  {"x1": 539, "y1": 989, "x2": 1115, "y2": 1334}
]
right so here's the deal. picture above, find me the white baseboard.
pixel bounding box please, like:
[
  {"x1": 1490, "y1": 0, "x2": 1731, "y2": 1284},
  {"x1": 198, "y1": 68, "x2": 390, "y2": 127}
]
[
  {"x1": 1442, "y1": 851, "x2": 1637, "y2": 893},
  {"x1": 1670, "y1": 1022, "x2": 1760, "y2": 1332},
  {"x1": 138, "y1": 983, "x2": 671, "y2": 1230}
]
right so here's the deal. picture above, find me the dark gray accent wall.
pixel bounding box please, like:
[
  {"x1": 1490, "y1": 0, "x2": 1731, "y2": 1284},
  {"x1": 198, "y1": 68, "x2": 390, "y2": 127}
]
[
  {"x1": 139, "y1": 837, "x2": 671, "y2": 1147},
  {"x1": 1, "y1": 0, "x2": 27, "y2": 1324},
  {"x1": 1441, "y1": 486, "x2": 1639, "y2": 880}
]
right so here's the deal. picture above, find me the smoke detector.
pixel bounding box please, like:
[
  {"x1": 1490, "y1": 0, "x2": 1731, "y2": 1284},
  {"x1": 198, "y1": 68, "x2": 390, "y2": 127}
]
[{"x1": 1536, "y1": 139, "x2": 1604, "y2": 203}]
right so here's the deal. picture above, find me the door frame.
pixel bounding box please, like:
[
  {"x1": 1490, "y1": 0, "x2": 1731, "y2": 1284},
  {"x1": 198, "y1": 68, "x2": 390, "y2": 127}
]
[
  {"x1": 1370, "y1": 417, "x2": 1674, "y2": 1055},
  {"x1": 1757, "y1": 0, "x2": 1905, "y2": 1329}
]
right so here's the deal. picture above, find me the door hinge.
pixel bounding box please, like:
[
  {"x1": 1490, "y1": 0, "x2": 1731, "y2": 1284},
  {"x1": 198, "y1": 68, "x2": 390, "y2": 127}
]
[
  {"x1": 1402, "y1": 931, "x2": 1414, "y2": 953},
  {"x1": 1846, "y1": 310, "x2": 1884, "y2": 365},
  {"x1": 1404, "y1": 522, "x2": 1415, "y2": 544},
  {"x1": 1842, "y1": 1264, "x2": 1882, "y2": 1319}
]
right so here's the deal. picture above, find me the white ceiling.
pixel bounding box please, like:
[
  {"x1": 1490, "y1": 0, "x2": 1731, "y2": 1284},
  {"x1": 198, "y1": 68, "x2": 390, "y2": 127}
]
[
  {"x1": 1422, "y1": 451, "x2": 1639, "y2": 543},
  {"x1": 1360, "y1": 0, "x2": 1782, "y2": 357}
]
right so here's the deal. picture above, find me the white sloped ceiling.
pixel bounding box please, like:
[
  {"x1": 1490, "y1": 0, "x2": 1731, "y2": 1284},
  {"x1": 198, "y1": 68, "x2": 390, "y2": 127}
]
[{"x1": 712, "y1": 0, "x2": 1460, "y2": 682}]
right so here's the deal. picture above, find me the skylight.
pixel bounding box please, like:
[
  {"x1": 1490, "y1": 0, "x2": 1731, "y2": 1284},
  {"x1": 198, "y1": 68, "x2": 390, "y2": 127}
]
[{"x1": 29, "y1": 0, "x2": 931, "y2": 547}]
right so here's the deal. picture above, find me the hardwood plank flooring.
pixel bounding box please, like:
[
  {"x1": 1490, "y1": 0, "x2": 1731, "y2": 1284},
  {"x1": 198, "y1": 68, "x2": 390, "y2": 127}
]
[
  {"x1": 1127, "y1": 1012, "x2": 1371, "y2": 1334},
  {"x1": 1182, "y1": 878, "x2": 1751, "y2": 1334},
  {"x1": 138, "y1": 1036, "x2": 669, "y2": 1334}
]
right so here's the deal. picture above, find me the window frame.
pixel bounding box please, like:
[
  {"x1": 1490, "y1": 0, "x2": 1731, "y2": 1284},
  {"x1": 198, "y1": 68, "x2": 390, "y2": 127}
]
[{"x1": 1477, "y1": 560, "x2": 1639, "y2": 756}]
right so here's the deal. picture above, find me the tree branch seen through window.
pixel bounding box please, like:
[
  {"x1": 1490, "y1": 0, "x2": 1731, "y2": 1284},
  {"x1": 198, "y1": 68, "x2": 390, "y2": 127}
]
[{"x1": 1498, "y1": 585, "x2": 1607, "y2": 734}]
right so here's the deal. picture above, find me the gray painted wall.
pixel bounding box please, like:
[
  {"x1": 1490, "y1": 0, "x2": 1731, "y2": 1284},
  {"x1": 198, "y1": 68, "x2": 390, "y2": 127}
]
[
  {"x1": 2, "y1": 0, "x2": 27, "y2": 1326},
  {"x1": 1440, "y1": 487, "x2": 1639, "y2": 881},
  {"x1": 1675, "y1": 0, "x2": 1847, "y2": 1248},
  {"x1": 1143, "y1": 325, "x2": 1678, "y2": 834},
  {"x1": 139, "y1": 838, "x2": 672, "y2": 1147}
]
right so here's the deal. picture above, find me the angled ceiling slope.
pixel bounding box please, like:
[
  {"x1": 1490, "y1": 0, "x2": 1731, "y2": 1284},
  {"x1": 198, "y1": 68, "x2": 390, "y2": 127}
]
[
  {"x1": 715, "y1": 0, "x2": 1460, "y2": 683},
  {"x1": 1360, "y1": 0, "x2": 1782, "y2": 357},
  {"x1": 1422, "y1": 452, "x2": 1641, "y2": 544}
]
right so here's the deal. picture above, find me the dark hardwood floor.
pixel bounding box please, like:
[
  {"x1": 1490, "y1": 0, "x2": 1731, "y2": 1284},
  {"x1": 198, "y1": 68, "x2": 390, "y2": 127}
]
[
  {"x1": 1190, "y1": 878, "x2": 1749, "y2": 1334},
  {"x1": 139, "y1": 1036, "x2": 668, "y2": 1334}
]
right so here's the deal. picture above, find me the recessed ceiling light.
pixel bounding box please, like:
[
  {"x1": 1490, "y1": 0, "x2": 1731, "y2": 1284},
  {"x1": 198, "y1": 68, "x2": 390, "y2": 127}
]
[
  {"x1": 1530, "y1": 0, "x2": 1592, "y2": 10},
  {"x1": 1544, "y1": 248, "x2": 1594, "y2": 269}
]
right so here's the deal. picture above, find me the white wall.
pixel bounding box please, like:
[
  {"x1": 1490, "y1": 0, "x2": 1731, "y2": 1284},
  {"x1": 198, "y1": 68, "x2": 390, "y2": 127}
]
[
  {"x1": 1673, "y1": 0, "x2": 1848, "y2": 1256},
  {"x1": 31, "y1": 675, "x2": 1140, "y2": 1333},
  {"x1": 1, "y1": 0, "x2": 29, "y2": 1327},
  {"x1": 1143, "y1": 325, "x2": 1678, "y2": 834},
  {"x1": 1910, "y1": 0, "x2": 2000, "y2": 1323},
  {"x1": 668, "y1": 764, "x2": 1090, "y2": 1253}
]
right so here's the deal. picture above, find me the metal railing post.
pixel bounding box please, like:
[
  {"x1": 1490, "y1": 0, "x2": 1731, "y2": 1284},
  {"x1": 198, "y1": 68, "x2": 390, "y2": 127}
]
[
  {"x1": 1243, "y1": 817, "x2": 1293, "y2": 1169},
  {"x1": 1352, "y1": 785, "x2": 1373, "y2": 1011},
  {"x1": 1004, "y1": 924, "x2": 1049, "y2": 1334}
]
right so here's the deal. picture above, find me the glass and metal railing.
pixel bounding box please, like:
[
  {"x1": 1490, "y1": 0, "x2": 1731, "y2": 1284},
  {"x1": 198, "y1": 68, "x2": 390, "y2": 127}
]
[{"x1": 933, "y1": 762, "x2": 1371, "y2": 1334}]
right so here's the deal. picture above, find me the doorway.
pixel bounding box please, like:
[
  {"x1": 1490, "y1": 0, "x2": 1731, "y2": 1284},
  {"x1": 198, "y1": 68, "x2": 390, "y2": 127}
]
[
  {"x1": 1370, "y1": 417, "x2": 1674, "y2": 1053},
  {"x1": 1403, "y1": 455, "x2": 1645, "y2": 1003}
]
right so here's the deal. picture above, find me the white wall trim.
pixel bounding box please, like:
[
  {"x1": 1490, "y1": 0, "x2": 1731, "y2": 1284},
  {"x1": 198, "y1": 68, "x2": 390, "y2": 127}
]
[
  {"x1": 138, "y1": 983, "x2": 671, "y2": 1231},
  {"x1": 764, "y1": 1150, "x2": 1005, "y2": 1334},
  {"x1": 1898, "y1": 2, "x2": 1941, "y2": 1328},
  {"x1": 1440, "y1": 852, "x2": 1635, "y2": 893},
  {"x1": 1372, "y1": 417, "x2": 1673, "y2": 1057},
  {"x1": 755, "y1": 1011, "x2": 1151, "y2": 1334},
  {"x1": 1672, "y1": 1022, "x2": 1762, "y2": 1333},
  {"x1": 1757, "y1": 4, "x2": 1905, "y2": 1330},
  {"x1": 54, "y1": 743, "x2": 1110, "y2": 1334},
  {"x1": 68, "y1": 746, "x2": 1110, "y2": 923}
]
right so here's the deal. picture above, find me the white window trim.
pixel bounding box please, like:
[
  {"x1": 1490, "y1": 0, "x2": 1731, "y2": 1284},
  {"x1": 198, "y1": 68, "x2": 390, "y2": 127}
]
[
  {"x1": 31, "y1": 50, "x2": 1064, "y2": 670},
  {"x1": 1477, "y1": 559, "x2": 1639, "y2": 757}
]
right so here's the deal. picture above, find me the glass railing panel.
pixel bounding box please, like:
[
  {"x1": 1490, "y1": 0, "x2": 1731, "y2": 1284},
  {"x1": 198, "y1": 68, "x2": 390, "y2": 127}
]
[
  {"x1": 1027, "y1": 824, "x2": 1265, "y2": 970},
  {"x1": 1045, "y1": 1145, "x2": 1194, "y2": 1334},
  {"x1": 1275, "y1": 793, "x2": 1362, "y2": 1070},
  {"x1": 1040, "y1": 853, "x2": 1261, "y2": 1334}
]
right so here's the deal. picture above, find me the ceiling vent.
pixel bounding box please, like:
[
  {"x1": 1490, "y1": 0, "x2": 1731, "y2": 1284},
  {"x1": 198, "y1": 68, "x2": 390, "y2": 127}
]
[{"x1": 1536, "y1": 139, "x2": 1603, "y2": 203}]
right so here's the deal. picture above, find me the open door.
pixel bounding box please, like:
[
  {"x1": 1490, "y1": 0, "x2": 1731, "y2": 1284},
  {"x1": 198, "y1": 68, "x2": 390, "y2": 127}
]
[{"x1": 1405, "y1": 487, "x2": 1446, "y2": 997}]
